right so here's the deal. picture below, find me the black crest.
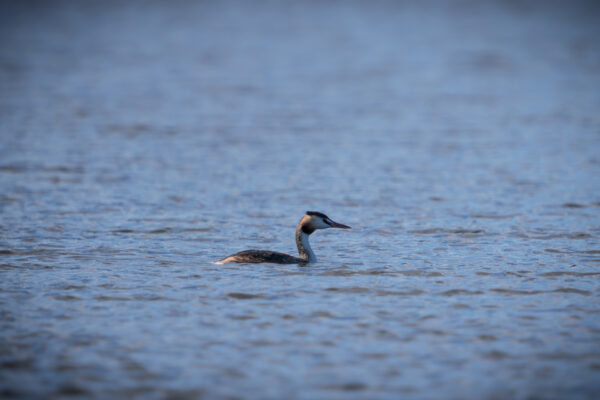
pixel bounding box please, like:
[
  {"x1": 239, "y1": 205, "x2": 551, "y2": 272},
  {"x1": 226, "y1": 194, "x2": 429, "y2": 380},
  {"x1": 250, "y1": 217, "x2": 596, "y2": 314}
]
[{"x1": 306, "y1": 211, "x2": 329, "y2": 219}]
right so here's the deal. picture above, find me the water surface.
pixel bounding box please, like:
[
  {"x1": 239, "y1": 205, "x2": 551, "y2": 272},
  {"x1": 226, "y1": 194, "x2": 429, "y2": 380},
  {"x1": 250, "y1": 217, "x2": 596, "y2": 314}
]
[{"x1": 1, "y1": 1, "x2": 600, "y2": 399}]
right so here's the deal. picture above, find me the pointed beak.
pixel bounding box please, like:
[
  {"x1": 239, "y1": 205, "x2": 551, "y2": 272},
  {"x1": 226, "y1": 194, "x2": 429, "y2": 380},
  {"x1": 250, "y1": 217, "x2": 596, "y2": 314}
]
[{"x1": 328, "y1": 220, "x2": 351, "y2": 229}]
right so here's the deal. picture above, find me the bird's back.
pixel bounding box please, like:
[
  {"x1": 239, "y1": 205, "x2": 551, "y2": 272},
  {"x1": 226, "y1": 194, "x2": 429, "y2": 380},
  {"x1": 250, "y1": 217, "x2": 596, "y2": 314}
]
[{"x1": 215, "y1": 250, "x2": 306, "y2": 264}]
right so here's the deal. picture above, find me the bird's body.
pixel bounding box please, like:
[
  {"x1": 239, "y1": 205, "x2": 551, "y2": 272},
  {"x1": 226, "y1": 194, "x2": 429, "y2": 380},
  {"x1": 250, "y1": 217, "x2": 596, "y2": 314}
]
[
  {"x1": 216, "y1": 250, "x2": 305, "y2": 264},
  {"x1": 215, "y1": 211, "x2": 350, "y2": 264}
]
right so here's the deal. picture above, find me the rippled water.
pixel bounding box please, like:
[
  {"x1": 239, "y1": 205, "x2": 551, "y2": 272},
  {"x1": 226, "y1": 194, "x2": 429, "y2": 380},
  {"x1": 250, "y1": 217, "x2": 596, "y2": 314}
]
[{"x1": 1, "y1": 1, "x2": 600, "y2": 399}]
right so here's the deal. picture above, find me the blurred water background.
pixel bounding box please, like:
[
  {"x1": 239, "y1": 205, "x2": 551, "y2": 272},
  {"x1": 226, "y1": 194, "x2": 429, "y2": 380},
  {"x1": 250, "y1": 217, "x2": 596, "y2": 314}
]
[{"x1": 1, "y1": 0, "x2": 600, "y2": 399}]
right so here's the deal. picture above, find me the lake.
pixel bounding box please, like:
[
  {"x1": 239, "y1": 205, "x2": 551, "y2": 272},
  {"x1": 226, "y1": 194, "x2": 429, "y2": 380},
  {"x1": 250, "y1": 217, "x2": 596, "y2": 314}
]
[{"x1": 1, "y1": 1, "x2": 599, "y2": 399}]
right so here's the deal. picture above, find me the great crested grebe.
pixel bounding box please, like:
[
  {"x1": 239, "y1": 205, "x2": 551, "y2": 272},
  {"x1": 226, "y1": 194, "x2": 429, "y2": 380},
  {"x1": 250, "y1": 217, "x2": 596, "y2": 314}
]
[{"x1": 215, "y1": 211, "x2": 351, "y2": 264}]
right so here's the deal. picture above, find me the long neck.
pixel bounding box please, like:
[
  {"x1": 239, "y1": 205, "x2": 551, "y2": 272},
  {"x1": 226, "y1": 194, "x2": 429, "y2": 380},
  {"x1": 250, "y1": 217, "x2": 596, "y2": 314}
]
[{"x1": 296, "y1": 225, "x2": 316, "y2": 262}]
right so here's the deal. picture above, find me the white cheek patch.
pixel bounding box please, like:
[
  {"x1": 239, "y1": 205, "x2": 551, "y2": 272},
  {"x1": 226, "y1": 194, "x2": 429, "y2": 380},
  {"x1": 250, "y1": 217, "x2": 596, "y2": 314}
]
[{"x1": 317, "y1": 219, "x2": 330, "y2": 229}]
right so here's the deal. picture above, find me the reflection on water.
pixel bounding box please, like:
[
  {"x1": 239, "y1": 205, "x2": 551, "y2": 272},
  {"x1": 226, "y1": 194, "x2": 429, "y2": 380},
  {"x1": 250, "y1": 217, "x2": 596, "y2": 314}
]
[{"x1": 1, "y1": 0, "x2": 600, "y2": 398}]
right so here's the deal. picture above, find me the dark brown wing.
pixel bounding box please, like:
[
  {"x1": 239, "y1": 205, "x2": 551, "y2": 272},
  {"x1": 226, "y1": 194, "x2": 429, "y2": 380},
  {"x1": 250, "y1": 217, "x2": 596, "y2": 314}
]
[{"x1": 217, "y1": 250, "x2": 306, "y2": 264}]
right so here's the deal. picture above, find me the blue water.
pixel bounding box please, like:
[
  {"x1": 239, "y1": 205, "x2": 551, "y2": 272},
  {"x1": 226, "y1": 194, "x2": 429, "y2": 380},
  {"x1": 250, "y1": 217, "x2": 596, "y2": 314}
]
[{"x1": 1, "y1": 1, "x2": 600, "y2": 399}]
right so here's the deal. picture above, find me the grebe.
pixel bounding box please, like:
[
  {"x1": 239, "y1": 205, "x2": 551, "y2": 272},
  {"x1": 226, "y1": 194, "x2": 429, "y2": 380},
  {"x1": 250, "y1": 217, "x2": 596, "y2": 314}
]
[{"x1": 215, "y1": 211, "x2": 351, "y2": 264}]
